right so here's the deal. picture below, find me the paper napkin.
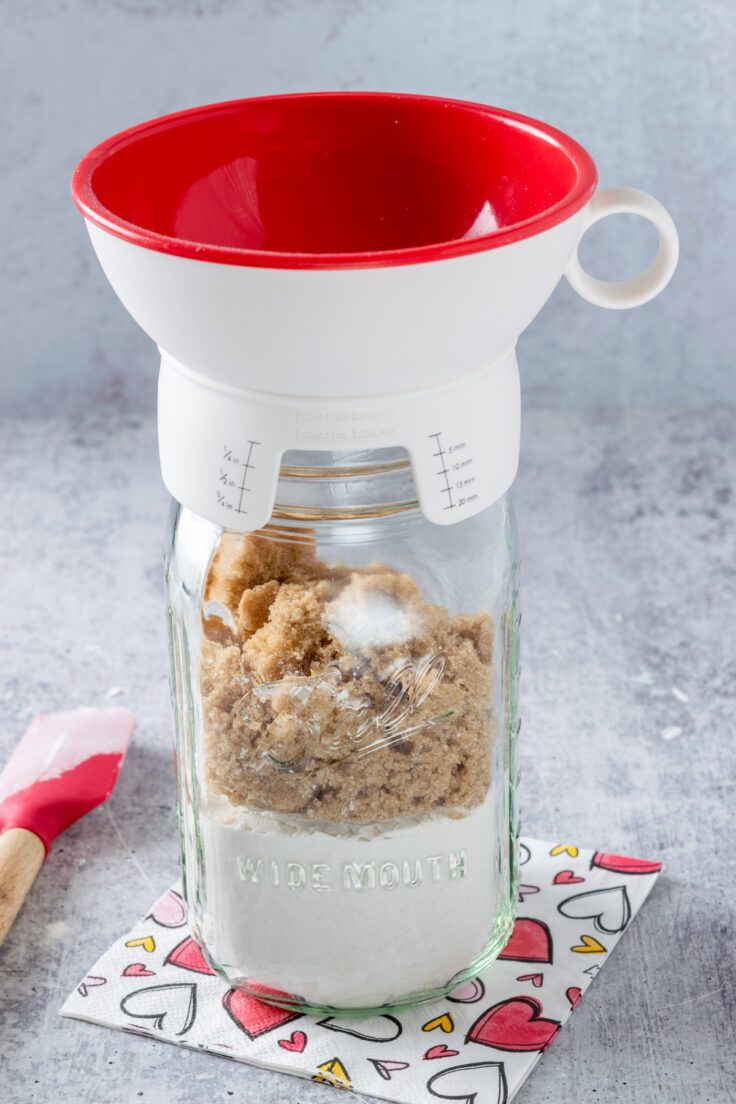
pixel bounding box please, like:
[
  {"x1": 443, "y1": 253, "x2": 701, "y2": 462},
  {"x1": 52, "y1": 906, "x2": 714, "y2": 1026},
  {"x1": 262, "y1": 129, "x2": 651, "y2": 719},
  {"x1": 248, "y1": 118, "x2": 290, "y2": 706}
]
[{"x1": 61, "y1": 837, "x2": 661, "y2": 1103}]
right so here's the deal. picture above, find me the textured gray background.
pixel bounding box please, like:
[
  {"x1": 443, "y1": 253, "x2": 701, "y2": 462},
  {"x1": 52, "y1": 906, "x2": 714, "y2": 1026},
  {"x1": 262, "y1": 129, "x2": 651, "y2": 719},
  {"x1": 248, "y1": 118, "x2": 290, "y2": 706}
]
[
  {"x1": 1, "y1": 411, "x2": 735, "y2": 1104},
  {"x1": 1, "y1": 3, "x2": 735, "y2": 1103},
  {"x1": 1, "y1": 0, "x2": 735, "y2": 415}
]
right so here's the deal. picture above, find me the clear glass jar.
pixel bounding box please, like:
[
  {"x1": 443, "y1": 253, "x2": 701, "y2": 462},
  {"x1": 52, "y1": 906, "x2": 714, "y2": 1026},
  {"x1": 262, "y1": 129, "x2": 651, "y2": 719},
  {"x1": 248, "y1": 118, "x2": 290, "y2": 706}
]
[{"x1": 165, "y1": 449, "x2": 520, "y2": 1015}]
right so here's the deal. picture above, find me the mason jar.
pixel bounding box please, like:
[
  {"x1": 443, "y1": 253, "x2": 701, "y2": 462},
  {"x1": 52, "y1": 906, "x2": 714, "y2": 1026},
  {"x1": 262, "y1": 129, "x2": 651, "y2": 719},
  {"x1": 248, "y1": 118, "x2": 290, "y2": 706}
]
[{"x1": 165, "y1": 448, "x2": 520, "y2": 1015}]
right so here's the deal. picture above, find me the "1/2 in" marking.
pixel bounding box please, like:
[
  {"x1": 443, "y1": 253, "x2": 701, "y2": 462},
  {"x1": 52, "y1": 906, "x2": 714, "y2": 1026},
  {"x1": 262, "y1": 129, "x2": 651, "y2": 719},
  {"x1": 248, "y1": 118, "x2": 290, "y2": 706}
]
[{"x1": 219, "y1": 440, "x2": 260, "y2": 514}]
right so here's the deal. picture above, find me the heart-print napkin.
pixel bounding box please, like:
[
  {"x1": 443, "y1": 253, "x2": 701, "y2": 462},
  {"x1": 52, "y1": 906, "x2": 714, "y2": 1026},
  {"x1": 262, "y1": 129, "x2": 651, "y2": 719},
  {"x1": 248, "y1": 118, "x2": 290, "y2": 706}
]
[{"x1": 61, "y1": 838, "x2": 661, "y2": 1103}]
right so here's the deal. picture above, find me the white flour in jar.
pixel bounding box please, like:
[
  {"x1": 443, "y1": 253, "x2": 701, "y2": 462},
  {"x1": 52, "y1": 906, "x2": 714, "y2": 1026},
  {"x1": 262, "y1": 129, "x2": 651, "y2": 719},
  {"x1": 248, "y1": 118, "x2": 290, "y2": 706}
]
[{"x1": 198, "y1": 789, "x2": 499, "y2": 1009}]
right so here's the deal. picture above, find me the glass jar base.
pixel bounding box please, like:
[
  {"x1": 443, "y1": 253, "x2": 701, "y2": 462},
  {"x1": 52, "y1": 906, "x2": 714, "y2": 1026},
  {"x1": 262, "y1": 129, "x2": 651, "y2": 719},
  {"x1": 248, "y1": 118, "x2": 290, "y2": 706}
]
[{"x1": 211, "y1": 893, "x2": 517, "y2": 1019}]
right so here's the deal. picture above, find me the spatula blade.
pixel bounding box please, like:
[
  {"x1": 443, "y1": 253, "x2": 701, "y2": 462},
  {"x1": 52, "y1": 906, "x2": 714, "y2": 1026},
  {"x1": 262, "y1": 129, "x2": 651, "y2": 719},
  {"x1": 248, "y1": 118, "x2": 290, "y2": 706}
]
[{"x1": 0, "y1": 708, "x2": 135, "y2": 851}]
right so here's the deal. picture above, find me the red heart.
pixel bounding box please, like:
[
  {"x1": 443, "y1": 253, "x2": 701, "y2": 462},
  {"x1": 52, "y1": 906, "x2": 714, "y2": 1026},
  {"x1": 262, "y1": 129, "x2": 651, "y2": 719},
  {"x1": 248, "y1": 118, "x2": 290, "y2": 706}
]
[
  {"x1": 516, "y1": 973, "x2": 543, "y2": 988},
  {"x1": 498, "y1": 918, "x2": 553, "y2": 964},
  {"x1": 553, "y1": 870, "x2": 584, "y2": 885},
  {"x1": 164, "y1": 936, "x2": 215, "y2": 976},
  {"x1": 567, "y1": 986, "x2": 582, "y2": 1009},
  {"x1": 423, "y1": 1044, "x2": 460, "y2": 1060},
  {"x1": 122, "y1": 963, "x2": 155, "y2": 978},
  {"x1": 278, "y1": 1030, "x2": 307, "y2": 1053},
  {"x1": 223, "y1": 989, "x2": 301, "y2": 1040},
  {"x1": 467, "y1": 996, "x2": 561, "y2": 1052},
  {"x1": 591, "y1": 852, "x2": 662, "y2": 875}
]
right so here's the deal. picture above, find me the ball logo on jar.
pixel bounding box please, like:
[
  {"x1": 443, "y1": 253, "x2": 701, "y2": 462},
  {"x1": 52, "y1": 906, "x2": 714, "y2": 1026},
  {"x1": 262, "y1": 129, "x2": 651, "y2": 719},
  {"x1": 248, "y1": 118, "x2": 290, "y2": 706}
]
[{"x1": 253, "y1": 653, "x2": 452, "y2": 771}]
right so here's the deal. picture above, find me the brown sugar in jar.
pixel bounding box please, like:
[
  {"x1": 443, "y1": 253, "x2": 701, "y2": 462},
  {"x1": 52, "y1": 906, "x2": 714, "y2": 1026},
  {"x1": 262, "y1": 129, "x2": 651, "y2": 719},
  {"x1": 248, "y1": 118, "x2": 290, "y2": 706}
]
[{"x1": 200, "y1": 532, "x2": 495, "y2": 823}]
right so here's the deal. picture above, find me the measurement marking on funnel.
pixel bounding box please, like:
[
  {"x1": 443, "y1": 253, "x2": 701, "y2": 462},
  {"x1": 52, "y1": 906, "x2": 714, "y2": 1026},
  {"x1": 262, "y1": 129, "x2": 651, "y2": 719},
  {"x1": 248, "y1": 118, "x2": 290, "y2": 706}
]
[
  {"x1": 429, "y1": 433, "x2": 455, "y2": 509},
  {"x1": 235, "y1": 440, "x2": 260, "y2": 514},
  {"x1": 218, "y1": 440, "x2": 261, "y2": 514}
]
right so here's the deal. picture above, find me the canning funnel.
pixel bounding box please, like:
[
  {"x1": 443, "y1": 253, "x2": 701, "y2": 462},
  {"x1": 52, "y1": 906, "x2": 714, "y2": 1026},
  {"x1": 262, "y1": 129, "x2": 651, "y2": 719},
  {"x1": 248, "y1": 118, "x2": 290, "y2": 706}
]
[{"x1": 72, "y1": 92, "x2": 678, "y2": 529}]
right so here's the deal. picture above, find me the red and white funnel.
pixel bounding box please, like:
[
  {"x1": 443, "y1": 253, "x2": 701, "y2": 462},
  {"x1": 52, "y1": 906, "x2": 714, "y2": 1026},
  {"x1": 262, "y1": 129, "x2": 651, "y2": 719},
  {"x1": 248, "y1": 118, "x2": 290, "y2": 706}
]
[{"x1": 71, "y1": 92, "x2": 678, "y2": 529}]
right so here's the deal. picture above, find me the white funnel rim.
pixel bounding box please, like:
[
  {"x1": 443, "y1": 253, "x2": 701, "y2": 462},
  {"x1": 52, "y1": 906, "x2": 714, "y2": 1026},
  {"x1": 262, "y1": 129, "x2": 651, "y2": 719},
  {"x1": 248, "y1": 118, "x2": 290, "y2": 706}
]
[{"x1": 71, "y1": 91, "x2": 597, "y2": 271}]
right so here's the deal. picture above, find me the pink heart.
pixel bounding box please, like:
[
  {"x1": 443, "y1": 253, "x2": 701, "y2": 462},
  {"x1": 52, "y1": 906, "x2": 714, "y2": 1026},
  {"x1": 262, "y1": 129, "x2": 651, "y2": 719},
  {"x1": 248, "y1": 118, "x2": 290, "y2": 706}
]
[
  {"x1": 518, "y1": 884, "x2": 540, "y2": 901},
  {"x1": 447, "y1": 977, "x2": 485, "y2": 1004},
  {"x1": 77, "y1": 975, "x2": 106, "y2": 997},
  {"x1": 516, "y1": 973, "x2": 544, "y2": 988},
  {"x1": 123, "y1": 963, "x2": 155, "y2": 978},
  {"x1": 423, "y1": 1044, "x2": 460, "y2": 1060},
  {"x1": 150, "y1": 890, "x2": 187, "y2": 928},
  {"x1": 370, "y1": 1060, "x2": 410, "y2": 1081},
  {"x1": 278, "y1": 1030, "x2": 307, "y2": 1053},
  {"x1": 553, "y1": 870, "x2": 584, "y2": 885}
]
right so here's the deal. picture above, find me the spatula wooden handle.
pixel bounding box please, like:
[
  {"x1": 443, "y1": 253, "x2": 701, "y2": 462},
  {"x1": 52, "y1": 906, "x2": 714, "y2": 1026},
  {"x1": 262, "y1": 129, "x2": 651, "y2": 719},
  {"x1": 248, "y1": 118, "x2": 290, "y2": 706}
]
[{"x1": 0, "y1": 828, "x2": 46, "y2": 947}]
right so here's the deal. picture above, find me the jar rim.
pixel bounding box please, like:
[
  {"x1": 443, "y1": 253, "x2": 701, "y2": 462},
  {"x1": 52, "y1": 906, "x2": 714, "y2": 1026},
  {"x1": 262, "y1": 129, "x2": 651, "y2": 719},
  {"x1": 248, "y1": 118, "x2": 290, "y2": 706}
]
[
  {"x1": 270, "y1": 500, "x2": 420, "y2": 522},
  {"x1": 274, "y1": 452, "x2": 418, "y2": 521},
  {"x1": 278, "y1": 457, "x2": 410, "y2": 480}
]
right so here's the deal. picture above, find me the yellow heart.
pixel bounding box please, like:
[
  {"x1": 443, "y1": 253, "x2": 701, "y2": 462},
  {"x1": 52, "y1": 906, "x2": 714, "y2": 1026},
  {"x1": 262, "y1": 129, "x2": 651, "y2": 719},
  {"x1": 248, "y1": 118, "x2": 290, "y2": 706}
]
[
  {"x1": 550, "y1": 844, "x2": 579, "y2": 858},
  {"x1": 313, "y1": 1058, "x2": 351, "y2": 1089},
  {"x1": 126, "y1": 936, "x2": 156, "y2": 953},
  {"x1": 422, "y1": 1013, "x2": 454, "y2": 1033},
  {"x1": 571, "y1": 934, "x2": 607, "y2": 954}
]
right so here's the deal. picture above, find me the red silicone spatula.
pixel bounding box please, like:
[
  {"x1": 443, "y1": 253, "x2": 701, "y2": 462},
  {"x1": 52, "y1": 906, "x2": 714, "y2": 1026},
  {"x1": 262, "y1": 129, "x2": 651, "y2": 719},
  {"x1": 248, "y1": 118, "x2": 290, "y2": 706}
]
[{"x1": 0, "y1": 708, "x2": 135, "y2": 945}]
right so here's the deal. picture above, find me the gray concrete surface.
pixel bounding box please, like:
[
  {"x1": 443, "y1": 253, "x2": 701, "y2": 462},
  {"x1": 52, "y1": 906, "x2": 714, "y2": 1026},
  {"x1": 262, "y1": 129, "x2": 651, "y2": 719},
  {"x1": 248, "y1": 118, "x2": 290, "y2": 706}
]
[
  {"x1": 1, "y1": 0, "x2": 735, "y2": 416},
  {"x1": 0, "y1": 409, "x2": 734, "y2": 1103}
]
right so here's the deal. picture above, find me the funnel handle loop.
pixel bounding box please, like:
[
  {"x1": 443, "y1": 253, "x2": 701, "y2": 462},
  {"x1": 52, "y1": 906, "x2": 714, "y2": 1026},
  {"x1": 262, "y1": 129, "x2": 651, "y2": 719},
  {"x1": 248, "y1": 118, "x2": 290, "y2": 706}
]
[{"x1": 566, "y1": 186, "x2": 678, "y2": 309}]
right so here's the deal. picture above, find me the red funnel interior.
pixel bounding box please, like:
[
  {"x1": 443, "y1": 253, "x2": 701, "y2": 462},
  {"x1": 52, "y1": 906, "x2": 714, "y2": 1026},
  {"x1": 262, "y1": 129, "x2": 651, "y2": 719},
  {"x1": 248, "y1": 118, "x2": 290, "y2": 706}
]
[{"x1": 72, "y1": 92, "x2": 597, "y2": 269}]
